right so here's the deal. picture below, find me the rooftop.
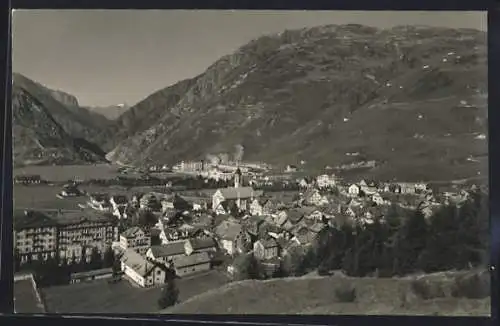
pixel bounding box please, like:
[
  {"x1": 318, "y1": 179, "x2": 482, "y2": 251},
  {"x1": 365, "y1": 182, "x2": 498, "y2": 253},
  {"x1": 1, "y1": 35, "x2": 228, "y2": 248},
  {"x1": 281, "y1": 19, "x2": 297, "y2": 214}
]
[
  {"x1": 172, "y1": 252, "x2": 211, "y2": 268},
  {"x1": 149, "y1": 241, "x2": 186, "y2": 258},
  {"x1": 121, "y1": 249, "x2": 156, "y2": 277},
  {"x1": 216, "y1": 187, "x2": 264, "y2": 200}
]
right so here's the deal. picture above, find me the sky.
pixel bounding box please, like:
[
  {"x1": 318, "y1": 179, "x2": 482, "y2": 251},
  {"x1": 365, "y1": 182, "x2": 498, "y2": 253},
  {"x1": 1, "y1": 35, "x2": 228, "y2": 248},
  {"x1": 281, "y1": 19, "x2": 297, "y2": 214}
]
[{"x1": 12, "y1": 10, "x2": 487, "y2": 107}]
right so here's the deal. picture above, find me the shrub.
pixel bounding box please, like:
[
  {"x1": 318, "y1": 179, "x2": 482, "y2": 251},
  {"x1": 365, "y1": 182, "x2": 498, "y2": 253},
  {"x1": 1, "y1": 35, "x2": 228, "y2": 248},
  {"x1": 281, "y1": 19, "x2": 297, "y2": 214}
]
[
  {"x1": 410, "y1": 278, "x2": 446, "y2": 300},
  {"x1": 334, "y1": 283, "x2": 357, "y2": 303},
  {"x1": 451, "y1": 272, "x2": 490, "y2": 299}
]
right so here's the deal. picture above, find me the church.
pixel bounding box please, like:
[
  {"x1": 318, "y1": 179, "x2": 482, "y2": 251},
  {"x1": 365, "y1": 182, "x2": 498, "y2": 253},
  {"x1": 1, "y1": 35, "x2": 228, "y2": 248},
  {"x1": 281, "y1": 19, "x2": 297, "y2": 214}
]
[{"x1": 212, "y1": 168, "x2": 263, "y2": 215}]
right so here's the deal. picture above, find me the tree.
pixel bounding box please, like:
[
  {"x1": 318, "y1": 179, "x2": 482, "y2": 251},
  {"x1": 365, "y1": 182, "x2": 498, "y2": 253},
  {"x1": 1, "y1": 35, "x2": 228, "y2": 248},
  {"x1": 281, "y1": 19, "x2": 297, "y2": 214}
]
[
  {"x1": 103, "y1": 247, "x2": 115, "y2": 268},
  {"x1": 158, "y1": 276, "x2": 179, "y2": 309},
  {"x1": 232, "y1": 253, "x2": 263, "y2": 281},
  {"x1": 393, "y1": 208, "x2": 428, "y2": 275},
  {"x1": 138, "y1": 210, "x2": 158, "y2": 228},
  {"x1": 89, "y1": 247, "x2": 103, "y2": 270}
]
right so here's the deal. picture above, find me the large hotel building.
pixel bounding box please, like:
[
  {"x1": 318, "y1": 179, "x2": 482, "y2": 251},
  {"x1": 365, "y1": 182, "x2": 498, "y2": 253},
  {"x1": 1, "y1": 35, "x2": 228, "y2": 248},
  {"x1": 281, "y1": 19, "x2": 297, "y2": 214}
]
[{"x1": 14, "y1": 210, "x2": 118, "y2": 265}]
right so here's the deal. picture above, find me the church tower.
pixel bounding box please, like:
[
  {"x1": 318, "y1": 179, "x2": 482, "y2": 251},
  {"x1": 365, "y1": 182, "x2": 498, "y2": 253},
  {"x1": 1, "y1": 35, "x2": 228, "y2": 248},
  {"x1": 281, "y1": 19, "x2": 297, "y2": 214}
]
[{"x1": 234, "y1": 168, "x2": 242, "y2": 188}]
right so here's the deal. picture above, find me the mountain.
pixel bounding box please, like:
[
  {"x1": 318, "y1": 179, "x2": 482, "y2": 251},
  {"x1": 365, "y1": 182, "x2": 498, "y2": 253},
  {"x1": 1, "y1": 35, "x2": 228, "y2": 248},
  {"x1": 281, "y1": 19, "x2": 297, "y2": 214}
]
[
  {"x1": 12, "y1": 73, "x2": 110, "y2": 166},
  {"x1": 105, "y1": 25, "x2": 488, "y2": 181},
  {"x1": 85, "y1": 103, "x2": 130, "y2": 120}
]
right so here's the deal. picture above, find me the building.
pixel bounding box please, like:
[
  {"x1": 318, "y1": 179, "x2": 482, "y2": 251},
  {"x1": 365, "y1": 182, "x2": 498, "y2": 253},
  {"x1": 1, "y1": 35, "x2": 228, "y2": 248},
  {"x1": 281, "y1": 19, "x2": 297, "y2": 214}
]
[
  {"x1": 139, "y1": 193, "x2": 162, "y2": 212},
  {"x1": 170, "y1": 252, "x2": 211, "y2": 277},
  {"x1": 119, "y1": 226, "x2": 151, "y2": 255},
  {"x1": 58, "y1": 184, "x2": 83, "y2": 198},
  {"x1": 56, "y1": 210, "x2": 118, "y2": 264},
  {"x1": 14, "y1": 174, "x2": 42, "y2": 185},
  {"x1": 371, "y1": 193, "x2": 386, "y2": 206},
  {"x1": 302, "y1": 188, "x2": 329, "y2": 206},
  {"x1": 348, "y1": 184, "x2": 360, "y2": 197},
  {"x1": 121, "y1": 249, "x2": 167, "y2": 287},
  {"x1": 14, "y1": 210, "x2": 118, "y2": 265},
  {"x1": 316, "y1": 174, "x2": 337, "y2": 189},
  {"x1": 285, "y1": 165, "x2": 298, "y2": 173},
  {"x1": 146, "y1": 241, "x2": 187, "y2": 266},
  {"x1": 214, "y1": 220, "x2": 247, "y2": 255},
  {"x1": 87, "y1": 193, "x2": 111, "y2": 212},
  {"x1": 184, "y1": 238, "x2": 218, "y2": 256},
  {"x1": 14, "y1": 211, "x2": 58, "y2": 264},
  {"x1": 69, "y1": 268, "x2": 114, "y2": 284},
  {"x1": 253, "y1": 239, "x2": 279, "y2": 260},
  {"x1": 212, "y1": 168, "x2": 264, "y2": 214}
]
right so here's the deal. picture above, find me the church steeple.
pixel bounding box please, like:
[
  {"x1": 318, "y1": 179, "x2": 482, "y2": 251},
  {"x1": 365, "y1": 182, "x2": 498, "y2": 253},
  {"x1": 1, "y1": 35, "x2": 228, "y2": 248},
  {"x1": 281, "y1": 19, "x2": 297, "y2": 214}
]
[{"x1": 234, "y1": 167, "x2": 242, "y2": 188}]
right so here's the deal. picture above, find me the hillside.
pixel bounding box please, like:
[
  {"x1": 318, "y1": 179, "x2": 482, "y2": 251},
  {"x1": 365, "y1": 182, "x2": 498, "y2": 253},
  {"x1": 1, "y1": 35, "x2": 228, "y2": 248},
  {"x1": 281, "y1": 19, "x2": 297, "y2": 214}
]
[
  {"x1": 161, "y1": 270, "x2": 490, "y2": 316},
  {"x1": 106, "y1": 25, "x2": 487, "y2": 181},
  {"x1": 12, "y1": 74, "x2": 110, "y2": 166}
]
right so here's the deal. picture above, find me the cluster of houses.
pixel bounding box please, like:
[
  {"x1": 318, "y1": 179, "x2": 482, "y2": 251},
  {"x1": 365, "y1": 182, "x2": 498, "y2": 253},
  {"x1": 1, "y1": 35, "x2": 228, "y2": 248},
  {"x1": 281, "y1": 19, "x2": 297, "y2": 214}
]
[{"x1": 16, "y1": 163, "x2": 479, "y2": 291}]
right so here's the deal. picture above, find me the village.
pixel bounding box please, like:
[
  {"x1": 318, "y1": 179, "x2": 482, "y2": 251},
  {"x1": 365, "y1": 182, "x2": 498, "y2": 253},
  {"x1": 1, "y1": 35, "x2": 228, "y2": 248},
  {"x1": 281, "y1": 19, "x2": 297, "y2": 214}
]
[{"x1": 12, "y1": 159, "x2": 487, "y2": 313}]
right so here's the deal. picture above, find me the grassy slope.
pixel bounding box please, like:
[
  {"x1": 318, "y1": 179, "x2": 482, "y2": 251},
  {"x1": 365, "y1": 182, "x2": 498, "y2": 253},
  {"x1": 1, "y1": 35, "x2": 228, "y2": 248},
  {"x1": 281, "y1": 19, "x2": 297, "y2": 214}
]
[{"x1": 161, "y1": 271, "x2": 490, "y2": 316}]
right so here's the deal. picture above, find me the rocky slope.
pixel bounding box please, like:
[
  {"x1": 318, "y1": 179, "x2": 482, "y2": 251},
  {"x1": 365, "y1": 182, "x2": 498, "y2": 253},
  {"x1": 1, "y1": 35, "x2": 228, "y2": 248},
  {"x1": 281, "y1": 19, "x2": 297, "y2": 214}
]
[
  {"x1": 12, "y1": 74, "x2": 110, "y2": 166},
  {"x1": 106, "y1": 25, "x2": 487, "y2": 181}
]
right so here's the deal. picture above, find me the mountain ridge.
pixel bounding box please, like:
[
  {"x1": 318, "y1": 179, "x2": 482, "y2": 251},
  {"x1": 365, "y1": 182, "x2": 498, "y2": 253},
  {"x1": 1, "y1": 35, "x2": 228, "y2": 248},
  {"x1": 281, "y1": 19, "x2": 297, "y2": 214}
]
[{"x1": 103, "y1": 24, "x2": 487, "y2": 181}]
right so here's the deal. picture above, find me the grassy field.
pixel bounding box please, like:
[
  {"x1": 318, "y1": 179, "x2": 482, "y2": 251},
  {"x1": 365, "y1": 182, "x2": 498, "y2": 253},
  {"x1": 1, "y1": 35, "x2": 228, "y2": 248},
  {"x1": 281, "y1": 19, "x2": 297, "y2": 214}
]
[
  {"x1": 40, "y1": 270, "x2": 229, "y2": 314},
  {"x1": 161, "y1": 271, "x2": 491, "y2": 316}
]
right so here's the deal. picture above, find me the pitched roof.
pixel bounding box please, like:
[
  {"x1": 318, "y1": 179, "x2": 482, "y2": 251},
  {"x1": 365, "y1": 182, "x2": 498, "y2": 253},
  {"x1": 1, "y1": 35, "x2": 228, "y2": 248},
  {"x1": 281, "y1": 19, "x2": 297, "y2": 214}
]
[
  {"x1": 287, "y1": 209, "x2": 306, "y2": 224},
  {"x1": 149, "y1": 242, "x2": 186, "y2": 258},
  {"x1": 13, "y1": 210, "x2": 58, "y2": 230},
  {"x1": 121, "y1": 249, "x2": 156, "y2": 277},
  {"x1": 172, "y1": 251, "x2": 211, "y2": 268},
  {"x1": 121, "y1": 226, "x2": 145, "y2": 238},
  {"x1": 90, "y1": 193, "x2": 109, "y2": 202},
  {"x1": 217, "y1": 187, "x2": 263, "y2": 200},
  {"x1": 189, "y1": 238, "x2": 217, "y2": 251},
  {"x1": 215, "y1": 220, "x2": 242, "y2": 240},
  {"x1": 258, "y1": 238, "x2": 278, "y2": 249}
]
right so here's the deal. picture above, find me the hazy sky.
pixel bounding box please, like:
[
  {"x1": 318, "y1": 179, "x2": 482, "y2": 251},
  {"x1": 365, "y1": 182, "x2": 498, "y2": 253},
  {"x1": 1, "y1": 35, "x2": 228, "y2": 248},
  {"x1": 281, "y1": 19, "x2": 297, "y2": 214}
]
[{"x1": 12, "y1": 10, "x2": 487, "y2": 107}]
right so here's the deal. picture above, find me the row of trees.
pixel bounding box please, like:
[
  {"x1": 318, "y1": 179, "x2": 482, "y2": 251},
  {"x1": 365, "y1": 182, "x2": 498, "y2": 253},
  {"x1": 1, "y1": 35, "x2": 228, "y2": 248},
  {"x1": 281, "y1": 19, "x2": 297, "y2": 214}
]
[{"x1": 305, "y1": 189, "x2": 489, "y2": 278}]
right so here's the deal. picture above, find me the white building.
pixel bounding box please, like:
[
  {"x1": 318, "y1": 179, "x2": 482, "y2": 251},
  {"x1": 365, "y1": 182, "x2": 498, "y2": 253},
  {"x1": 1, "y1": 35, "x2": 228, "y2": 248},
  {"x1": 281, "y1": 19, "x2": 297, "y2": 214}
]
[
  {"x1": 121, "y1": 249, "x2": 166, "y2": 288},
  {"x1": 348, "y1": 184, "x2": 360, "y2": 197}
]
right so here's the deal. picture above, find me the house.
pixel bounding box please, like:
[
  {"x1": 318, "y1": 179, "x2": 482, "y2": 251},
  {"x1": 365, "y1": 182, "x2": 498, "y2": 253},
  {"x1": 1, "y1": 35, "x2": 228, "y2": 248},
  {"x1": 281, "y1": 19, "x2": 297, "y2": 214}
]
[
  {"x1": 146, "y1": 241, "x2": 187, "y2": 266},
  {"x1": 399, "y1": 183, "x2": 416, "y2": 194},
  {"x1": 316, "y1": 174, "x2": 337, "y2": 189},
  {"x1": 348, "y1": 184, "x2": 360, "y2": 197},
  {"x1": 119, "y1": 226, "x2": 151, "y2": 255},
  {"x1": 302, "y1": 188, "x2": 329, "y2": 206},
  {"x1": 285, "y1": 165, "x2": 298, "y2": 173},
  {"x1": 415, "y1": 182, "x2": 429, "y2": 193},
  {"x1": 140, "y1": 193, "x2": 163, "y2": 212},
  {"x1": 58, "y1": 184, "x2": 83, "y2": 198},
  {"x1": 253, "y1": 239, "x2": 279, "y2": 260},
  {"x1": 88, "y1": 193, "x2": 111, "y2": 212},
  {"x1": 241, "y1": 215, "x2": 266, "y2": 240},
  {"x1": 110, "y1": 195, "x2": 128, "y2": 211},
  {"x1": 298, "y1": 178, "x2": 309, "y2": 189},
  {"x1": 304, "y1": 208, "x2": 324, "y2": 222},
  {"x1": 170, "y1": 251, "x2": 211, "y2": 277},
  {"x1": 371, "y1": 193, "x2": 386, "y2": 206},
  {"x1": 292, "y1": 226, "x2": 317, "y2": 246},
  {"x1": 214, "y1": 220, "x2": 246, "y2": 255},
  {"x1": 184, "y1": 238, "x2": 218, "y2": 256},
  {"x1": 249, "y1": 198, "x2": 267, "y2": 216},
  {"x1": 121, "y1": 249, "x2": 166, "y2": 288}
]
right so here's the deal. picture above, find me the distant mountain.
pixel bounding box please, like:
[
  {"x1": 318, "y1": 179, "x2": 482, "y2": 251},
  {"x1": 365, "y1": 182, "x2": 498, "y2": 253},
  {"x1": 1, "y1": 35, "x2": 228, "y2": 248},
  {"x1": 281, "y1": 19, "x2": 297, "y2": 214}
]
[
  {"x1": 12, "y1": 73, "x2": 110, "y2": 166},
  {"x1": 85, "y1": 103, "x2": 130, "y2": 120},
  {"x1": 104, "y1": 25, "x2": 487, "y2": 181}
]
